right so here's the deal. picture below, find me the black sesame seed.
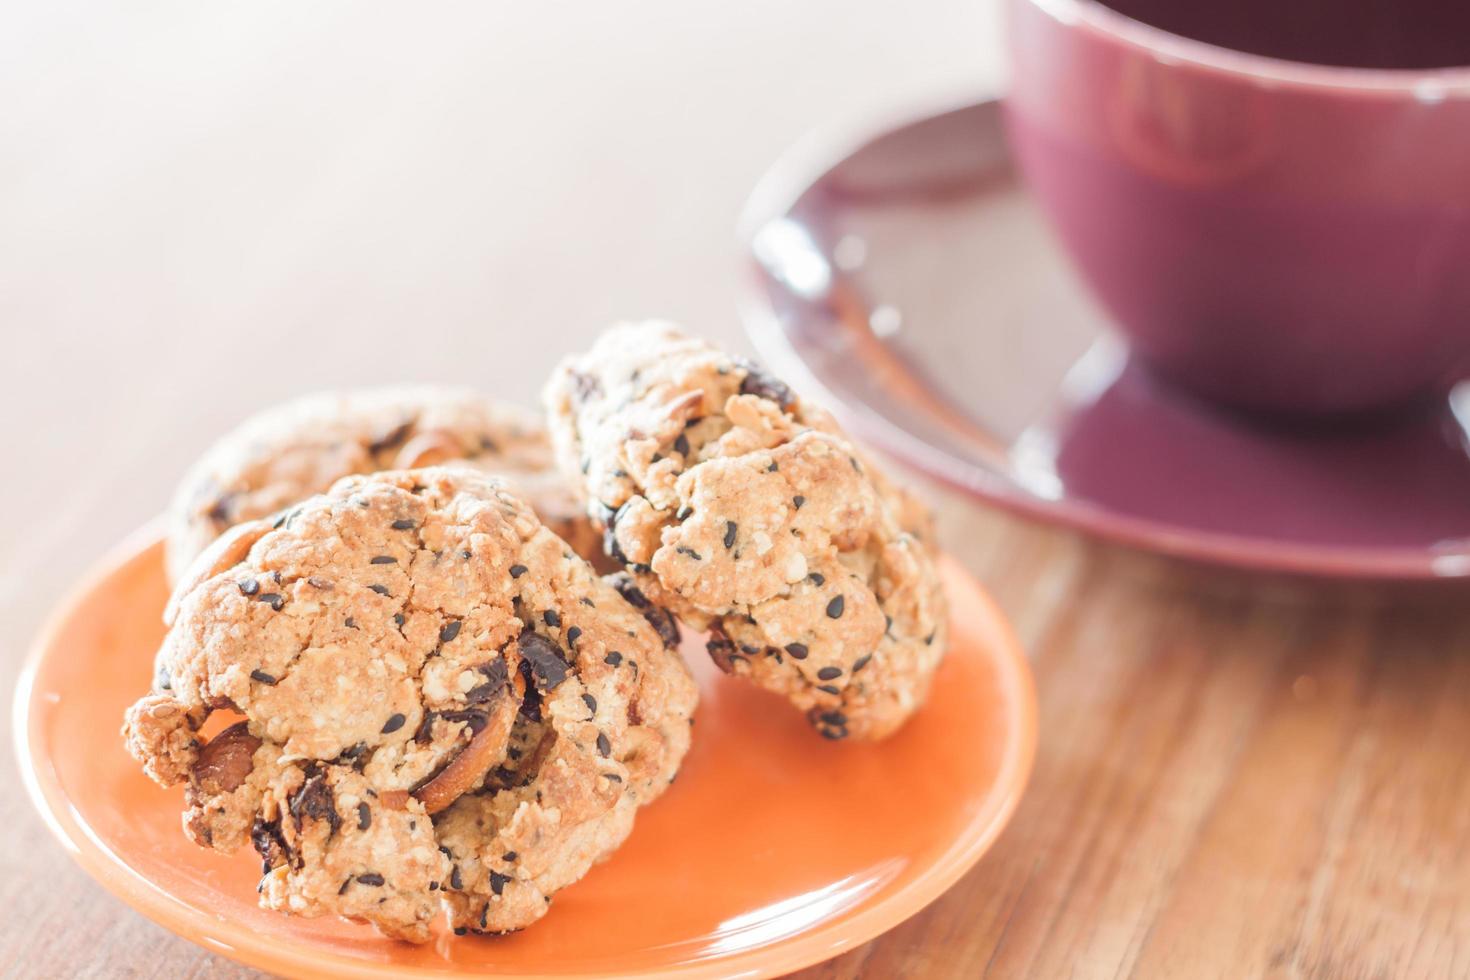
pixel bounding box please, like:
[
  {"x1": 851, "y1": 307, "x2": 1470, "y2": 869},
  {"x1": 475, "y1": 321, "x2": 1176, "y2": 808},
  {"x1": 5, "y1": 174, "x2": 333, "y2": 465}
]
[
  {"x1": 723, "y1": 521, "x2": 738, "y2": 549},
  {"x1": 258, "y1": 593, "x2": 284, "y2": 611},
  {"x1": 451, "y1": 866, "x2": 464, "y2": 890},
  {"x1": 817, "y1": 666, "x2": 843, "y2": 680},
  {"x1": 394, "y1": 613, "x2": 405, "y2": 627},
  {"x1": 357, "y1": 802, "x2": 371, "y2": 830},
  {"x1": 925, "y1": 631, "x2": 936, "y2": 645},
  {"x1": 676, "y1": 506, "x2": 693, "y2": 521},
  {"x1": 357, "y1": 873, "x2": 385, "y2": 886},
  {"x1": 767, "y1": 461, "x2": 779, "y2": 473},
  {"x1": 604, "y1": 651, "x2": 623, "y2": 666},
  {"x1": 509, "y1": 564, "x2": 527, "y2": 578},
  {"x1": 785, "y1": 643, "x2": 809, "y2": 660},
  {"x1": 490, "y1": 871, "x2": 511, "y2": 896},
  {"x1": 461, "y1": 549, "x2": 472, "y2": 559},
  {"x1": 818, "y1": 684, "x2": 842, "y2": 695},
  {"x1": 808, "y1": 572, "x2": 825, "y2": 586},
  {"x1": 820, "y1": 727, "x2": 848, "y2": 740},
  {"x1": 793, "y1": 495, "x2": 806, "y2": 510},
  {"x1": 677, "y1": 546, "x2": 703, "y2": 561},
  {"x1": 391, "y1": 518, "x2": 415, "y2": 530},
  {"x1": 566, "y1": 626, "x2": 582, "y2": 644},
  {"x1": 596, "y1": 732, "x2": 612, "y2": 757},
  {"x1": 850, "y1": 456, "x2": 863, "y2": 473},
  {"x1": 852, "y1": 653, "x2": 873, "y2": 672},
  {"x1": 345, "y1": 617, "x2": 357, "y2": 629},
  {"x1": 826, "y1": 595, "x2": 845, "y2": 619},
  {"x1": 338, "y1": 879, "x2": 352, "y2": 894},
  {"x1": 381, "y1": 713, "x2": 406, "y2": 734},
  {"x1": 454, "y1": 927, "x2": 467, "y2": 936},
  {"x1": 582, "y1": 693, "x2": 597, "y2": 715},
  {"x1": 503, "y1": 851, "x2": 518, "y2": 862},
  {"x1": 820, "y1": 711, "x2": 848, "y2": 725},
  {"x1": 370, "y1": 555, "x2": 396, "y2": 565},
  {"x1": 238, "y1": 578, "x2": 260, "y2": 596},
  {"x1": 544, "y1": 609, "x2": 561, "y2": 628},
  {"x1": 674, "y1": 434, "x2": 690, "y2": 456},
  {"x1": 439, "y1": 620, "x2": 462, "y2": 643},
  {"x1": 429, "y1": 881, "x2": 440, "y2": 891},
  {"x1": 250, "y1": 669, "x2": 278, "y2": 685},
  {"x1": 605, "y1": 773, "x2": 623, "y2": 782},
  {"x1": 369, "y1": 584, "x2": 391, "y2": 596}
]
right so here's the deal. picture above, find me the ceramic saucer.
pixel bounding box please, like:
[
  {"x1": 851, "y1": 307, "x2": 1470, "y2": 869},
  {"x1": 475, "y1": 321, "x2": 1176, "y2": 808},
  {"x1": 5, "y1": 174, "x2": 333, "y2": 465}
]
[{"x1": 740, "y1": 98, "x2": 1470, "y2": 579}]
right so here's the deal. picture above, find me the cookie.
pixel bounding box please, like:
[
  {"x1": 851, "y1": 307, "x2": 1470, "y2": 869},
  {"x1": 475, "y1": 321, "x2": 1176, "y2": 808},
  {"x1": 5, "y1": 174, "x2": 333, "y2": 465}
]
[
  {"x1": 164, "y1": 386, "x2": 605, "y2": 585},
  {"x1": 544, "y1": 322, "x2": 948, "y2": 741},
  {"x1": 124, "y1": 467, "x2": 697, "y2": 941}
]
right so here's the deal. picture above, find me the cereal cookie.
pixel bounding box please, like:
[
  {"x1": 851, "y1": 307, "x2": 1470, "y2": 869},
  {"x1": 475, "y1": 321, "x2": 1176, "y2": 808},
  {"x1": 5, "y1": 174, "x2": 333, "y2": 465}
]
[
  {"x1": 165, "y1": 386, "x2": 603, "y2": 584},
  {"x1": 124, "y1": 467, "x2": 696, "y2": 941},
  {"x1": 544, "y1": 322, "x2": 947, "y2": 741}
]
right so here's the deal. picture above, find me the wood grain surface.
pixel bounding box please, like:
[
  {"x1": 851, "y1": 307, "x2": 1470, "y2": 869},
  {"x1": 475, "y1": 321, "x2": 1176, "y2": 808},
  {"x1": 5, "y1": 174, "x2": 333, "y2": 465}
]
[{"x1": 4, "y1": 3, "x2": 1468, "y2": 978}]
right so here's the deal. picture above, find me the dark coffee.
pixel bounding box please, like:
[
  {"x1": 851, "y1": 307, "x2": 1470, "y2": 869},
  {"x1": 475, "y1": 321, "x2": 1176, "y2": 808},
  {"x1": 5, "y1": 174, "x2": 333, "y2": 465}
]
[{"x1": 1100, "y1": 0, "x2": 1470, "y2": 69}]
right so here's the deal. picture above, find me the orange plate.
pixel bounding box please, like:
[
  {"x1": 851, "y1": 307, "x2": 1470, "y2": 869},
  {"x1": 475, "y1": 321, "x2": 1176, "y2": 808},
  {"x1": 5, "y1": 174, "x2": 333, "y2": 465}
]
[{"x1": 14, "y1": 527, "x2": 1036, "y2": 979}]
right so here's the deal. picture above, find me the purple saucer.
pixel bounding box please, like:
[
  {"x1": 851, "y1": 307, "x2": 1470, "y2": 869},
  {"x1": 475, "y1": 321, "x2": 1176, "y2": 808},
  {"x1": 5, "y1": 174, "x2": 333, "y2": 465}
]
[{"x1": 739, "y1": 99, "x2": 1470, "y2": 579}]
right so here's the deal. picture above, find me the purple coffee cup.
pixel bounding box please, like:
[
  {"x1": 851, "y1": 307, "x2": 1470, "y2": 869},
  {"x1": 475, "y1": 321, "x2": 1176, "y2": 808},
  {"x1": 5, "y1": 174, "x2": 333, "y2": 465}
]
[{"x1": 1004, "y1": 0, "x2": 1470, "y2": 417}]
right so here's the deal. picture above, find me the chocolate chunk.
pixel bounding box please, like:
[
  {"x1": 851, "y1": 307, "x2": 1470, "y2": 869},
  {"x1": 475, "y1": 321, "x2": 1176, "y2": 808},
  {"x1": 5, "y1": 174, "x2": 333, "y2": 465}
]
[
  {"x1": 367, "y1": 420, "x2": 413, "y2": 454},
  {"x1": 706, "y1": 630, "x2": 737, "y2": 672},
  {"x1": 251, "y1": 817, "x2": 287, "y2": 867},
  {"x1": 288, "y1": 770, "x2": 339, "y2": 834},
  {"x1": 609, "y1": 573, "x2": 648, "y2": 608},
  {"x1": 440, "y1": 709, "x2": 489, "y2": 734},
  {"x1": 643, "y1": 606, "x2": 680, "y2": 649},
  {"x1": 519, "y1": 632, "x2": 570, "y2": 691},
  {"x1": 466, "y1": 659, "x2": 509, "y2": 704},
  {"x1": 736, "y1": 358, "x2": 796, "y2": 409}
]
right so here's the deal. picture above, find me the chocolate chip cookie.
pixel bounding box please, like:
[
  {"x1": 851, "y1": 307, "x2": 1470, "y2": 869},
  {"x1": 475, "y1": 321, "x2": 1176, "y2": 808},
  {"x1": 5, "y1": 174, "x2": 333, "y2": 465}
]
[
  {"x1": 164, "y1": 386, "x2": 604, "y2": 585},
  {"x1": 124, "y1": 467, "x2": 697, "y2": 941},
  {"x1": 544, "y1": 322, "x2": 947, "y2": 741}
]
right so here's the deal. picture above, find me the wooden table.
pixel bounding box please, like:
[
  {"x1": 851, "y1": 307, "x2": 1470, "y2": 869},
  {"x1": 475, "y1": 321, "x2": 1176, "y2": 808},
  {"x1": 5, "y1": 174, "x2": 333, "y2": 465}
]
[{"x1": 4, "y1": 3, "x2": 1468, "y2": 977}]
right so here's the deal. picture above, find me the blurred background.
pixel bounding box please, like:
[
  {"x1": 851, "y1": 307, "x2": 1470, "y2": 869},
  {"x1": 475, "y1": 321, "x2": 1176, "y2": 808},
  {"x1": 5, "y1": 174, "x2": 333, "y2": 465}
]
[{"x1": 2, "y1": 0, "x2": 999, "y2": 647}]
